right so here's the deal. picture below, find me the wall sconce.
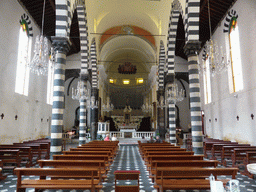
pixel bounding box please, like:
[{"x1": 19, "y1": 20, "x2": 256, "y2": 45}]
[
  {"x1": 236, "y1": 116, "x2": 239, "y2": 121},
  {"x1": 15, "y1": 115, "x2": 18, "y2": 120},
  {"x1": 251, "y1": 114, "x2": 254, "y2": 120},
  {"x1": 1, "y1": 113, "x2": 4, "y2": 119}
]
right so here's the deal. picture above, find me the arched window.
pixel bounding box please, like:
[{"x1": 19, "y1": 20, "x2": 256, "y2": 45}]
[
  {"x1": 203, "y1": 57, "x2": 211, "y2": 104},
  {"x1": 229, "y1": 17, "x2": 243, "y2": 92},
  {"x1": 15, "y1": 16, "x2": 32, "y2": 95}
]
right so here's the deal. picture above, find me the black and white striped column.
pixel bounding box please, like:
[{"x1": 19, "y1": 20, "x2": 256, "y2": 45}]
[
  {"x1": 184, "y1": 42, "x2": 203, "y2": 155},
  {"x1": 79, "y1": 98, "x2": 87, "y2": 145},
  {"x1": 158, "y1": 41, "x2": 165, "y2": 90},
  {"x1": 166, "y1": 3, "x2": 181, "y2": 144},
  {"x1": 186, "y1": 0, "x2": 200, "y2": 42},
  {"x1": 55, "y1": 0, "x2": 68, "y2": 37},
  {"x1": 90, "y1": 39, "x2": 99, "y2": 141},
  {"x1": 77, "y1": 5, "x2": 89, "y2": 75},
  {"x1": 50, "y1": 37, "x2": 70, "y2": 154},
  {"x1": 77, "y1": 4, "x2": 89, "y2": 145},
  {"x1": 157, "y1": 41, "x2": 165, "y2": 138}
]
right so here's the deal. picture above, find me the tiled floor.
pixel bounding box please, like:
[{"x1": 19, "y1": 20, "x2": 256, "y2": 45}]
[{"x1": 1, "y1": 143, "x2": 256, "y2": 192}]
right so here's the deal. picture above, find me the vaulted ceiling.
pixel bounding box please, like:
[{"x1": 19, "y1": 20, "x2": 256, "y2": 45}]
[{"x1": 18, "y1": 0, "x2": 237, "y2": 104}]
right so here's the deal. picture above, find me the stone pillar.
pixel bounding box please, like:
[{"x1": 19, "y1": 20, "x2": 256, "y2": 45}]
[
  {"x1": 184, "y1": 40, "x2": 204, "y2": 155},
  {"x1": 79, "y1": 75, "x2": 89, "y2": 146},
  {"x1": 90, "y1": 87, "x2": 99, "y2": 140},
  {"x1": 165, "y1": 75, "x2": 176, "y2": 144},
  {"x1": 50, "y1": 37, "x2": 70, "y2": 154}
]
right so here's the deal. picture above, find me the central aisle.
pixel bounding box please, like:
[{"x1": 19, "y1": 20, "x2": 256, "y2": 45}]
[{"x1": 102, "y1": 144, "x2": 157, "y2": 192}]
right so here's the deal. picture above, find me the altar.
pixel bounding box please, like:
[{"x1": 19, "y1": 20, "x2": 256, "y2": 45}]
[{"x1": 119, "y1": 125, "x2": 137, "y2": 138}]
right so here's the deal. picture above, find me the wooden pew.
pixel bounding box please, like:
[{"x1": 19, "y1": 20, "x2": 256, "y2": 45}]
[
  {"x1": 141, "y1": 148, "x2": 186, "y2": 159},
  {"x1": 146, "y1": 155, "x2": 204, "y2": 170},
  {"x1": 0, "y1": 146, "x2": 32, "y2": 167},
  {"x1": 140, "y1": 146, "x2": 181, "y2": 155},
  {"x1": 211, "y1": 143, "x2": 250, "y2": 160},
  {"x1": 0, "y1": 150, "x2": 20, "y2": 170},
  {"x1": 38, "y1": 159, "x2": 107, "y2": 181},
  {"x1": 149, "y1": 160, "x2": 219, "y2": 183},
  {"x1": 221, "y1": 145, "x2": 252, "y2": 166},
  {"x1": 114, "y1": 170, "x2": 140, "y2": 192},
  {"x1": 77, "y1": 145, "x2": 118, "y2": 156},
  {"x1": 144, "y1": 151, "x2": 194, "y2": 162},
  {"x1": 232, "y1": 147, "x2": 256, "y2": 168},
  {"x1": 53, "y1": 154, "x2": 110, "y2": 168},
  {"x1": 63, "y1": 151, "x2": 114, "y2": 162},
  {"x1": 13, "y1": 143, "x2": 42, "y2": 163},
  {"x1": 23, "y1": 140, "x2": 50, "y2": 159},
  {"x1": 0, "y1": 160, "x2": 7, "y2": 180},
  {"x1": 204, "y1": 141, "x2": 237, "y2": 158},
  {"x1": 14, "y1": 168, "x2": 102, "y2": 192},
  {"x1": 154, "y1": 167, "x2": 238, "y2": 192},
  {"x1": 241, "y1": 152, "x2": 256, "y2": 178}
]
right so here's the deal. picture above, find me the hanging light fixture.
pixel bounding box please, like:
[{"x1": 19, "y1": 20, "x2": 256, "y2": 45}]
[
  {"x1": 157, "y1": 95, "x2": 168, "y2": 109},
  {"x1": 141, "y1": 98, "x2": 152, "y2": 113},
  {"x1": 102, "y1": 96, "x2": 114, "y2": 112},
  {"x1": 87, "y1": 96, "x2": 98, "y2": 109},
  {"x1": 167, "y1": 83, "x2": 184, "y2": 104},
  {"x1": 72, "y1": 79, "x2": 89, "y2": 101},
  {"x1": 200, "y1": 0, "x2": 230, "y2": 76},
  {"x1": 29, "y1": 0, "x2": 52, "y2": 75}
]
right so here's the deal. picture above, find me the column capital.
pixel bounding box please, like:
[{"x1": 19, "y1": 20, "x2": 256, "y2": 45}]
[
  {"x1": 51, "y1": 36, "x2": 71, "y2": 54},
  {"x1": 184, "y1": 40, "x2": 201, "y2": 56}
]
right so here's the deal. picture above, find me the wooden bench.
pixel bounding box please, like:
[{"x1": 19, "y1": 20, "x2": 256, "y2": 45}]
[
  {"x1": 63, "y1": 150, "x2": 113, "y2": 160},
  {"x1": 78, "y1": 145, "x2": 118, "y2": 155},
  {"x1": 141, "y1": 146, "x2": 182, "y2": 156},
  {"x1": 211, "y1": 143, "x2": 250, "y2": 160},
  {"x1": 23, "y1": 140, "x2": 50, "y2": 159},
  {"x1": 0, "y1": 149, "x2": 21, "y2": 170},
  {"x1": 0, "y1": 160, "x2": 6, "y2": 180},
  {"x1": 14, "y1": 167, "x2": 102, "y2": 192},
  {"x1": 114, "y1": 170, "x2": 140, "y2": 192},
  {"x1": 0, "y1": 146, "x2": 32, "y2": 167},
  {"x1": 221, "y1": 145, "x2": 252, "y2": 166},
  {"x1": 144, "y1": 151, "x2": 194, "y2": 162},
  {"x1": 13, "y1": 143, "x2": 42, "y2": 163},
  {"x1": 53, "y1": 154, "x2": 110, "y2": 168},
  {"x1": 241, "y1": 152, "x2": 256, "y2": 178},
  {"x1": 149, "y1": 160, "x2": 219, "y2": 183},
  {"x1": 232, "y1": 147, "x2": 256, "y2": 167},
  {"x1": 154, "y1": 167, "x2": 238, "y2": 192},
  {"x1": 204, "y1": 141, "x2": 237, "y2": 158},
  {"x1": 38, "y1": 159, "x2": 107, "y2": 181},
  {"x1": 146, "y1": 155, "x2": 204, "y2": 170}
]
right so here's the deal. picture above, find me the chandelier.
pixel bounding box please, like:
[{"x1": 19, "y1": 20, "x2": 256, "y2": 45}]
[
  {"x1": 157, "y1": 96, "x2": 168, "y2": 109},
  {"x1": 102, "y1": 96, "x2": 114, "y2": 112},
  {"x1": 141, "y1": 103, "x2": 152, "y2": 113},
  {"x1": 29, "y1": 0, "x2": 53, "y2": 76},
  {"x1": 167, "y1": 83, "x2": 184, "y2": 104},
  {"x1": 87, "y1": 96, "x2": 98, "y2": 109},
  {"x1": 200, "y1": 0, "x2": 230, "y2": 77},
  {"x1": 72, "y1": 80, "x2": 89, "y2": 101}
]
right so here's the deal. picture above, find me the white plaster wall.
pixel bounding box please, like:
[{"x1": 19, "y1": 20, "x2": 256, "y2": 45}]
[
  {"x1": 63, "y1": 77, "x2": 80, "y2": 131},
  {"x1": 199, "y1": 0, "x2": 256, "y2": 145},
  {"x1": 0, "y1": 0, "x2": 52, "y2": 144}
]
